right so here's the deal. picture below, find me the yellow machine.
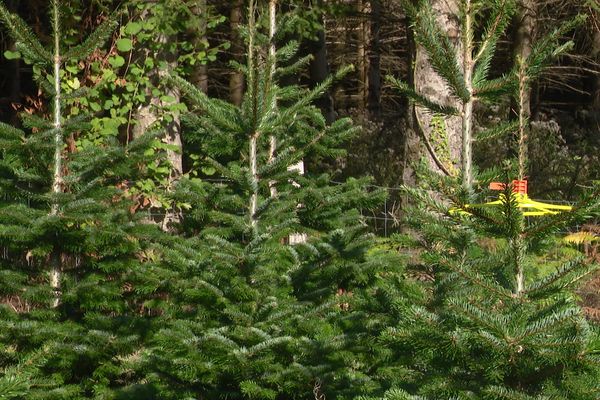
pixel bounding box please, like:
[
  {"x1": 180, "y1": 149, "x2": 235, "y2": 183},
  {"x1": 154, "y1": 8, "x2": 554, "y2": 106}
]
[{"x1": 456, "y1": 180, "x2": 573, "y2": 216}]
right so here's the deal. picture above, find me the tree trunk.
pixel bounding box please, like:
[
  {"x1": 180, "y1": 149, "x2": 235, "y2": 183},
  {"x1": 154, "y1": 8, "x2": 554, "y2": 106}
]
[
  {"x1": 591, "y1": 21, "x2": 600, "y2": 112},
  {"x1": 229, "y1": 0, "x2": 245, "y2": 106},
  {"x1": 402, "y1": 11, "x2": 419, "y2": 188},
  {"x1": 413, "y1": 0, "x2": 462, "y2": 176},
  {"x1": 309, "y1": 29, "x2": 335, "y2": 124},
  {"x1": 511, "y1": 0, "x2": 536, "y2": 175},
  {"x1": 50, "y1": 0, "x2": 63, "y2": 308},
  {"x1": 189, "y1": 0, "x2": 208, "y2": 94},
  {"x1": 357, "y1": 0, "x2": 368, "y2": 115},
  {"x1": 132, "y1": 8, "x2": 182, "y2": 231},
  {"x1": 7, "y1": 0, "x2": 20, "y2": 125},
  {"x1": 268, "y1": 0, "x2": 278, "y2": 198},
  {"x1": 367, "y1": 0, "x2": 381, "y2": 118}
]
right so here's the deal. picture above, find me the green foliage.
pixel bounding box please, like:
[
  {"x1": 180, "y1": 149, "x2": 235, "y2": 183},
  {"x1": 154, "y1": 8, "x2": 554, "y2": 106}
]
[
  {"x1": 392, "y1": 0, "x2": 518, "y2": 114},
  {"x1": 0, "y1": 1, "x2": 171, "y2": 397},
  {"x1": 134, "y1": 9, "x2": 413, "y2": 399},
  {"x1": 375, "y1": 171, "x2": 600, "y2": 399}
]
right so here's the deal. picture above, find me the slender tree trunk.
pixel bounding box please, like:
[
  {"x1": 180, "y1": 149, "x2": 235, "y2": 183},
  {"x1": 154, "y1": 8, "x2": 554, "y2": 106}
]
[
  {"x1": 50, "y1": 0, "x2": 63, "y2": 308},
  {"x1": 132, "y1": 6, "x2": 182, "y2": 231},
  {"x1": 7, "y1": 0, "x2": 20, "y2": 125},
  {"x1": 517, "y1": 60, "x2": 529, "y2": 181},
  {"x1": 511, "y1": 0, "x2": 536, "y2": 175},
  {"x1": 367, "y1": 0, "x2": 381, "y2": 118},
  {"x1": 230, "y1": 0, "x2": 245, "y2": 106},
  {"x1": 248, "y1": 0, "x2": 258, "y2": 230},
  {"x1": 249, "y1": 133, "x2": 258, "y2": 229},
  {"x1": 402, "y1": 11, "x2": 419, "y2": 188},
  {"x1": 357, "y1": 0, "x2": 368, "y2": 114},
  {"x1": 413, "y1": 0, "x2": 463, "y2": 176},
  {"x1": 591, "y1": 21, "x2": 600, "y2": 112},
  {"x1": 462, "y1": 0, "x2": 474, "y2": 190},
  {"x1": 513, "y1": 0, "x2": 536, "y2": 115},
  {"x1": 190, "y1": 0, "x2": 208, "y2": 94},
  {"x1": 308, "y1": 28, "x2": 335, "y2": 124}
]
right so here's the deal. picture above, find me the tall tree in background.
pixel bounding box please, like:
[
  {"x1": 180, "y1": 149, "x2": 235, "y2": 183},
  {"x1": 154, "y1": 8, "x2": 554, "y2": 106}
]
[
  {"x1": 130, "y1": 1, "x2": 183, "y2": 230},
  {"x1": 393, "y1": 0, "x2": 518, "y2": 192},
  {"x1": 590, "y1": 1, "x2": 600, "y2": 111},
  {"x1": 368, "y1": 0, "x2": 382, "y2": 118},
  {"x1": 230, "y1": 0, "x2": 245, "y2": 105},
  {"x1": 189, "y1": 0, "x2": 209, "y2": 94},
  {"x1": 512, "y1": 0, "x2": 537, "y2": 117}
]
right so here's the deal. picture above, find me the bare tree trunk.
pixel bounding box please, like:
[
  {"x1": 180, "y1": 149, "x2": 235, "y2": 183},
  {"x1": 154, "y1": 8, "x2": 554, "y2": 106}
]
[
  {"x1": 413, "y1": 0, "x2": 462, "y2": 176},
  {"x1": 7, "y1": 0, "x2": 20, "y2": 125},
  {"x1": 367, "y1": 0, "x2": 381, "y2": 119},
  {"x1": 268, "y1": 0, "x2": 278, "y2": 198},
  {"x1": 513, "y1": 0, "x2": 536, "y2": 114},
  {"x1": 402, "y1": 11, "x2": 419, "y2": 188},
  {"x1": 511, "y1": 0, "x2": 536, "y2": 174},
  {"x1": 462, "y1": 0, "x2": 474, "y2": 190},
  {"x1": 248, "y1": 0, "x2": 258, "y2": 230},
  {"x1": 309, "y1": 29, "x2": 335, "y2": 124},
  {"x1": 591, "y1": 20, "x2": 600, "y2": 112},
  {"x1": 190, "y1": 0, "x2": 208, "y2": 94},
  {"x1": 249, "y1": 133, "x2": 258, "y2": 229},
  {"x1": 132, "y1": 8, "x2": 182, "y2": 231},
  {"x1": 357, "y1": 0, "x2": 368, "y2": 114},
  {"x1": 230, "y1": 0, "x2": 245, "y2": 106}
]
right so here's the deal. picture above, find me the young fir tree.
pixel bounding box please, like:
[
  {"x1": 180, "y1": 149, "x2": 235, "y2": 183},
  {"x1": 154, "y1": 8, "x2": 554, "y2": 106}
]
[
  {"x1": 368, "y1": 175, "x2": 600, "y2": 400},
  {"x1": 0, "y1": 2, "x2": 170, "y2": 398},
  {"x1": 136, "y1": 2, "x2": 407, "y2": 399},
  {"x1": 367, "y1": 5, "x2": 600, "y2": 399}
]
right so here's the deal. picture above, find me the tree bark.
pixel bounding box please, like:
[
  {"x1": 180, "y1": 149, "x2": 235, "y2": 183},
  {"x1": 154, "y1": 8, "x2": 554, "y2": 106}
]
[
  {"x1": 229, "y1": 0, "x2": 245, "y2": 106},
  {"x1": 132, "y1": 7, "x2": 183, "y2": 231},
  {"x1": 367, "y1": 0, "x2": 381, "y2": 118},
  {"x1": 591, "y1": 20, "x2": 600, "y2": 112},
  {"x1": 268, "y1": 0, "x2": 278, "y2": 198},
  {"x1": 413, "y1": 0, "x2": 462, "y2": 176},
  {"x1": 189, "y1": 0, "x2": 208, "y2": 94},
  {"x1": 513, "y1": 0, "x2": 536, "y2": 109},
  {"x1": 50, "y1": 0, "x2": 63, "y2": 308},
  {"x1": 309, "y1": 29, "x2": 335, "y2": 124},
  {"x1": 7, "y1": 0, "x2": 20, "y2": 125},
  {"x1": 402, "y1": 11, "x2": 419, "y2": 188},
  {"x1": 357, "y1": 0, "x2": 368, "y2": 114},
  {"x1": 511, "y1": 0, "x2": 536, "y2": 172}
]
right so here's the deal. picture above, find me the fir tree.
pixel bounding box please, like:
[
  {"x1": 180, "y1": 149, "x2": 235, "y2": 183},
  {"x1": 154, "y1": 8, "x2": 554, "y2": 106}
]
[
  {"x1": 0, "y1": 2, "x2": 169, "y2": 397},
  {"x1": 390, "y1": 0, "x2": 519, "y2": 190},
  {"x1": 138, "y1": 2, "x2": 403, "y2": 398},
  {"x1": 391, "y1": 0, "x2": 587, "y2": 193},
  {"x1": 368, "y1": 4, "x2": 600, "y2": 398},
  {"x1": 367, "y1": 175, "x2": 600, "y2": 400}
]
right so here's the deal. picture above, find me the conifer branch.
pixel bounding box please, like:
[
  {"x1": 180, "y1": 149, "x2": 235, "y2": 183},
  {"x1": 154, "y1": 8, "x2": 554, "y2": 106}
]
[
  {"x1": 63, "y1": 17, "x2": 117, "y2": 61},
  {"x1": 475, "y1": 120, "x2": 519, "y2": 141},
  {"x1": 0, "y1": 2, "x2": 51, "y2": 63},
  {"x1": 402, "y1": 0, "x2": 470, "y2": 102},
  {"x1": 387, "y1": 76, "x2": 458, "y2": 115}
]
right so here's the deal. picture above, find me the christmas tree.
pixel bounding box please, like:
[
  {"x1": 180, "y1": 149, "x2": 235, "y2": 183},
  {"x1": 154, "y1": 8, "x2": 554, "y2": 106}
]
[
  {"x1": 138, "y1": 2, "x2": 406, "y2": 398},
  {"x1": 367, "y1": 175, "x2": 600, "y2": 399},
  {"x1": 0, "y1": 1, "x2": 169, "y2": 397},
  {"x1": 368, "y1": 0, "x2": 600, "y2": 396}
]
